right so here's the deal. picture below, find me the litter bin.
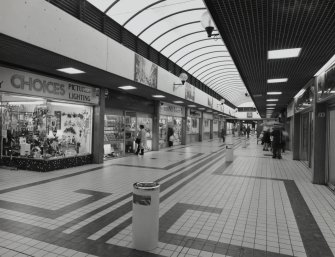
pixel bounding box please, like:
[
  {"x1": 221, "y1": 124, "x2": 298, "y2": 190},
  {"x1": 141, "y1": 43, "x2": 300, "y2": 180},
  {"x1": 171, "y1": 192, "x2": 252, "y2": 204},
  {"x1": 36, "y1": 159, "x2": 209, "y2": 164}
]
[
  {"x1": 225, "y1": 135, "x2": 234, "y2": 162},
  {"x1": 132, "y1": 182, "x2": 160, "y2": 251},
  {"x1": 242, "y1": 137, "x2": 247, "y2": 148}
]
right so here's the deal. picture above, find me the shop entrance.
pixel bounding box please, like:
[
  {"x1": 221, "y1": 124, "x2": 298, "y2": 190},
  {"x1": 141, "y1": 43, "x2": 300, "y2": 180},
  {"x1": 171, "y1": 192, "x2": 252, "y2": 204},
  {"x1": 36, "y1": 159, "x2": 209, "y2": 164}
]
[{"x1": 327, "y1": 109, "x2": 335, "y2": 190}]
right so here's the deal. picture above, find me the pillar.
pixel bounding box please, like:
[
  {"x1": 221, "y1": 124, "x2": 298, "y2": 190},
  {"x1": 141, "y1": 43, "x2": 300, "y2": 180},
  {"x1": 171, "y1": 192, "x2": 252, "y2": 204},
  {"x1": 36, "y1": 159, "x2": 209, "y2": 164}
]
[
  {"x1": 292, "y1": 112, "x2": 300, "y2": 160},
  {"x1": 152, "y1": 101, "x2": 160, "y2": 151},
  {"x1": 92, "y1": 89, "x2": 105, "y2": 164},
  {"x1": 199, "y1": 117, "x2": 203, "y2": 142},
  {"x1": 312, "y1": 102, "x2": 327, "y2": 184}
]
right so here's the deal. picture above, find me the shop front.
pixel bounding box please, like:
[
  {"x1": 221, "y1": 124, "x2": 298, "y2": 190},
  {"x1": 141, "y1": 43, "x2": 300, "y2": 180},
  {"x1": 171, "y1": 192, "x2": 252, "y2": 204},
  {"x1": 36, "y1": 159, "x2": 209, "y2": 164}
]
[
  {"x1": 186, "y1": 109, "x2": 201, "y2": 144},
  {"x1": 202, "y1": 113, "x2": 213, "y2": 140},
  {"x1": 0, "y1": 66, "x2": 99, "y2": 171},
  {"x1": 104, "y1": 91, "x2": 154, "y2": 158},
  {"x1": 213, "y1": 115, "x2": 219, "y2": 138},
  {"x1": 159, "y1": 102, "x2": 185, "y2": 148}
]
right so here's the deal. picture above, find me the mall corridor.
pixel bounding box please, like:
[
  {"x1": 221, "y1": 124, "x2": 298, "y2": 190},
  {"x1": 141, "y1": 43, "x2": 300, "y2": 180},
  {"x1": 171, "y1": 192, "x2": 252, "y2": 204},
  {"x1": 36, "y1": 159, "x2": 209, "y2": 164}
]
[{"x1": 0, "y1": 137, "x2": 334, "y2": 257}]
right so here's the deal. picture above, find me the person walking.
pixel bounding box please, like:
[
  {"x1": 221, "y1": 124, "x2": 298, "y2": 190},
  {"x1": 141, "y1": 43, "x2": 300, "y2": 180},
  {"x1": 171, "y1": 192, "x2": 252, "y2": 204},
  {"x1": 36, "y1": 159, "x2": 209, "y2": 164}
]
[
  {"x1": 220, "y1": 127, "x2": 226, "y2": 143},
  {"x1": 271, "y1": 125, "x2": 283, "y2": 159},
  {"x1": 167, "y1": 125, "x2": 174, "y2": 147},
  {"x1": 135, "y1": 125, "x2": 147, "y2": 155},
  {"x1": 246, "y1": 126, "x2": 251, "y2": 138},
  {"x1": 262, "y1": 129, "x2": 271, "y2": 151}
]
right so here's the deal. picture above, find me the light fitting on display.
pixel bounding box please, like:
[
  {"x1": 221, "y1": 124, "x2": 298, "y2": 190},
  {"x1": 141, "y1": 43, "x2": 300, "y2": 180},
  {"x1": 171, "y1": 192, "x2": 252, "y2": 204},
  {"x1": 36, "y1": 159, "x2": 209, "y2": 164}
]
[
  {"x1": 200, "y1": 11, "x2": 220, "y2": 38},
  {"x1": 267, "y1": 78, "x2": 288, "y2": 83},
  {"x1": 118, "y1": 85, "x2": 137, "y2": 90},
  {"x1": 152, "y1": 95, "x2": 165, "y2": 98},
  {"x1": 57, "y1": 67, "x2": 85, "y2": 74},
  {"x1": 267, "y1": 92, "x2": 282, "y2": 95},
  {"x1": 268, "y1": 48, "x2": 302, "y2": 59}
]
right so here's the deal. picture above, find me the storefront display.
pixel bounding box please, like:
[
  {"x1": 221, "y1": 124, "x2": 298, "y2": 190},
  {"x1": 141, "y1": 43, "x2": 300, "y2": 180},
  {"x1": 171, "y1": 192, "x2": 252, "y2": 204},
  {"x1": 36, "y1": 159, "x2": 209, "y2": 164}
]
[
  {"x1": 0, "y1": 67, "x2": 99, "y2": 171},
  {"x1": 104, "y1": 114, "x2": 124, "y2": 158},
  {"x1": 203, "y1": 113, "x2": 213, "y2": 140},
  {"x1": 159, "y1": 102, "x2": 185, "y2": 148},
  {"x1": 213, "y1": 116, "x2": 219, "y2": 138},
  {"x1": 186, "y1": 109, "x2": 201, "y2": 144}
]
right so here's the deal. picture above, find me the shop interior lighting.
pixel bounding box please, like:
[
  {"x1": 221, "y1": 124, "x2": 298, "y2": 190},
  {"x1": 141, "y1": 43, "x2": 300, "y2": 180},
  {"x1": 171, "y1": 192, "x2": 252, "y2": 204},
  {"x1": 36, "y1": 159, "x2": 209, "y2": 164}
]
[
  {"x1": 267, "y1": 99, "x2": 279, "y2": 102},
  {"x1": 57, "y1": 67, "x2": 85, "y2": 74},
  {"x1": 267, "y1": 92, "x2": 282, "y2": 95},
  {"x1": 314, "y1": 54, "x2": 335, "y2": 77},
  {"x1": 267, "y1": 78, "x2": 288, "y2": 83},
  {"x1": 8, "y1": 101, "x2": 44, "y2": 105},
  {"x1": 49, "y1": 102, "x2": 81, "y2": 107},
  {"x1": 12, "y1": 95, "x2": 44, "y2": 100},
  {"x1": 173, "y1": 101, "x2": 184, "y2": 104},
  {"x1": 118, "y1": 86, "x2": 137, "y2": 90},
  {"x1": 294, "y1": 88, "x2": 306, "y2": 98},
  {"x1": 268, "y1": 48, "x2": 301, "y2": 59},
  {"x1": 152, "y1": 95, "x2": 165, "y2": 98}
]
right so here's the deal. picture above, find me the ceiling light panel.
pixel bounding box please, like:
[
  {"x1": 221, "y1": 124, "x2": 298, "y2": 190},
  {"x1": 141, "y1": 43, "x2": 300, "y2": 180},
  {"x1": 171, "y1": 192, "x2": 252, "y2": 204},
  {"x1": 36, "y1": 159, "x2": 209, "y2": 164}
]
[
  {"x1": 118, "y1": 85, "x2": 136, "y2": 90},
  {"x1": 57, "y1": 68, "x2": 85, "y2": 74},
  {"x1": 268, "y1": 48, "x2": 301, "y2": 59},
  {"x1": 266, "y1": 99, "x2": 279, "y2": 102},
  {"x1": 152, "y1": 95, "x2": 165, "y2": 98},
  {"x1": 267, "y1": 78, "x2": 288, "y2": 83},
  {"x1": 173, "y1": 101, "x2": 184, "y2": 104},
  {"x1": 267, "y1": 92, "x2": 282, "y2": 95}
]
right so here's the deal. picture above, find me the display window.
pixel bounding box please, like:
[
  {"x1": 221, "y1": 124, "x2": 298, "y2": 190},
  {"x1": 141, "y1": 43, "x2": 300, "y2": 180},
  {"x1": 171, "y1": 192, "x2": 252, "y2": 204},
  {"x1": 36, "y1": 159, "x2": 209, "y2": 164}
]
[
  {"x1": 159, "y1": 115, "x2": 182, "y2": 147},
  {"x1": 187, "y1": 117, "x2": 199, "y2": 134},
  {"x1": 104, "y1": 114, "x2": 124, "y2": 158},
  {"x1": 0, "y1": 93, "x2": 93, "y2": 160},
  {"x1": 213, "y1": 119, "x2": 219, "y2": 132},
  {"x1": 204, "y1": 119, "x2": 211, "y2": 133},
  {"x1": 137, "y1": 114, "x2": 153, "y2": 151}
]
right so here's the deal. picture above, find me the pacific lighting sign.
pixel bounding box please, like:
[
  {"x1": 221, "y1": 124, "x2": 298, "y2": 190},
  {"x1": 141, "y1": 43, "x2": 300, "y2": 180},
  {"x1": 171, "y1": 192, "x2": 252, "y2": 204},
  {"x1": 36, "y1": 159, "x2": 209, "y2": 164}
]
[{"x1": 0, "y1": 67, "x2": 99, "y2": 105}]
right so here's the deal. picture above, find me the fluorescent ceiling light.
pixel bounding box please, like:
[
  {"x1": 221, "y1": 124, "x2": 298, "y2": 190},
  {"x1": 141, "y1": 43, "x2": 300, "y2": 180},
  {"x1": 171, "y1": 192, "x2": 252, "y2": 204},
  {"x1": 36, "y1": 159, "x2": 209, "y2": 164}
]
[
  {"x1": 294, "y1": 89, "x2": 305, "y2": 98},
  {"x1": 118, "y1": 86, "x2": 136, "y2": 90},
  {"x1": 267, "y1": 99, "x2": 279, "y2": 102},
  {"x1": 57, "y1": 67, "x2": 85, "y2": 74},
  {"x1": 267, "y1": 92, "x2": 282, "y2": 95},
  {"x1": 49, "y1": 102, "x2": 82, "y2": 107},
  {"x1": 267, "y1": 108, "x2": 275, "y2": 110},
  {"x1": 266, "y1": 103, "x2": 276, "y2": 106},
  {"x1": 173, "y1": 101, "x2": 184, "y2": 104},
  {"x1": 188, "y1": 105, "x2": 196, "y2": 107},
  {"x1": 314, "y1": 54, "x2": 335, "y2": 77},
  {"x1": 267, "y1": 78, "x2": 288, "y2": 83},
  {"x1": 268, "y1": 48, "x2": 301, "y2": 59},
  {"x1": 152, "y1": 95, "x2": 165, "y2": 98},
  {"x1": 198, "y1": 108, "x2": 205, "y2": 110},
  {"x1": 12, "y1": 95, "x2": 44, "y2": 100}
]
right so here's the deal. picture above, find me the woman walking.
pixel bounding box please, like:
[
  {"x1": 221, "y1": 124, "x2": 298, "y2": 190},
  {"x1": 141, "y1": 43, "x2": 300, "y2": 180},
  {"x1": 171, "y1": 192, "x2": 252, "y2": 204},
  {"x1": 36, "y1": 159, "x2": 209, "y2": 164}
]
[{"x1": 135, "y1": 125, "x2": 147, "y2": 155}]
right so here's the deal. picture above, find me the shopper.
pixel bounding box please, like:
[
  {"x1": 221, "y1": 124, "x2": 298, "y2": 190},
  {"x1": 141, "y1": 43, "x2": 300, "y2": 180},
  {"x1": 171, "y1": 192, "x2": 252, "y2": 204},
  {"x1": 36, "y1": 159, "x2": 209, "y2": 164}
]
[
  {"x1": 167, "y1": 125, "x2": 174, "y2": 147},
  {"x1": 246, "y1": 126, "x2": 251, "y2": 138},
  {"x1": 220, "y1": 127, "x2": 226, "y2": 143},
  {"x1": 262, "y1": 129, "x2": 271, "y2": 151},
  {"x1": 282, "y1": 128, "x2": 289, "y2": 153},
  {"x1": 135, "y1": 125, "x2": 147, "y2": 155},
  {"x1": 271, "y1": 125, "x2": 283, "y2": 159}
]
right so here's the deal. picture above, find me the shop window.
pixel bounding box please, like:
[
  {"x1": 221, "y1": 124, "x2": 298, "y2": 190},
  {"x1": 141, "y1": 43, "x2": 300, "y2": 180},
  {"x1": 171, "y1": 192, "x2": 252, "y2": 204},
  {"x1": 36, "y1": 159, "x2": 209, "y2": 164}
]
[{"x1": 1, "y1": 93, "x2": 93, "y2": 160}]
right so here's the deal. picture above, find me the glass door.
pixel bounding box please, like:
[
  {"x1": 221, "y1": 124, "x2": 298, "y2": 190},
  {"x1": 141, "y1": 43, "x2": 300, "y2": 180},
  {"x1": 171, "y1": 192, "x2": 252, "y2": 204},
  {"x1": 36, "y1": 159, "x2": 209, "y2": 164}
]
[
  {"x1": 328, "y1": 109, "x2": 335, "y2": 190},
  {"x1": 124, "y1": 111, "x2": 137, "y2": 154}
]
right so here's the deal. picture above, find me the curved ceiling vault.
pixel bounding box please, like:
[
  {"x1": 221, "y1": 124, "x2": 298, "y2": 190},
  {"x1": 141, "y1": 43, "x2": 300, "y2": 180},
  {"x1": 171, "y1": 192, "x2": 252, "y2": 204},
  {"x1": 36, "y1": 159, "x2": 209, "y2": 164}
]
[{"x1": 88, "y1": 0, "x2": 253, "y2": 107}]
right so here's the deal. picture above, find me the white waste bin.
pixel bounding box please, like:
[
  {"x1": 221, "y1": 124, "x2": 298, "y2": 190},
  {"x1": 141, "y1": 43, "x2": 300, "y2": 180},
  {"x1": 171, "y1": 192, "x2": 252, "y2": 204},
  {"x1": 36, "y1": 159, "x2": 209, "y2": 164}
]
[
  {"x1": 132, "y1": 182, "x2": 160, "y2": 251},
  {"x1": 242, "y1": 137, "x2": 247, "y2": 148},
  {"x1": 226, "y1": 144, "x2": 234, "y2": 162}
]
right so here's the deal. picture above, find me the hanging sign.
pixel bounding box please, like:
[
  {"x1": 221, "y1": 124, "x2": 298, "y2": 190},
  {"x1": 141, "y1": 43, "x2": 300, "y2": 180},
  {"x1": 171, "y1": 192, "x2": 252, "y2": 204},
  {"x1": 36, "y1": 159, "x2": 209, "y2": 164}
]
[{"x1": 0, "y1": 66, "x2": 99, "y2": 105}]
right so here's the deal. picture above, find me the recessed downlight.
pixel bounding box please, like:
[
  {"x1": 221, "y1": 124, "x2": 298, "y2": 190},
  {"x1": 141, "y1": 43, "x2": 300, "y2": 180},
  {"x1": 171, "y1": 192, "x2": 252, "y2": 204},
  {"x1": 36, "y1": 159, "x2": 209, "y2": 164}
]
[
  {"x1": 268, "y1": 48, "x2": 302, "y2": 59},
  {"x1": 57, "y1": 67, "x2": 85, "y2": 74},
  {"x1": 267, "y1": 78, "x2": 288, "y2": 83},
  {"x1": 118, "y1": 85, "x2": 137, "y2": 90},
  {"x1": 267, "y1": 92, "x2": 282, "y2": 95},
  {"x1": 152, "y1": 95, "x2": 165, "y2": 98}
]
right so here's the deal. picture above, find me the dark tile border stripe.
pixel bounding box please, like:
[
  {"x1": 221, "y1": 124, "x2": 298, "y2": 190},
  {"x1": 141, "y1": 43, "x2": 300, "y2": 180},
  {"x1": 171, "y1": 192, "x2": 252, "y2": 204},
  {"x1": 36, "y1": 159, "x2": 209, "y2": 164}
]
[{"x1": 285, "y1": 181, "x2": 334, "y2": 257}]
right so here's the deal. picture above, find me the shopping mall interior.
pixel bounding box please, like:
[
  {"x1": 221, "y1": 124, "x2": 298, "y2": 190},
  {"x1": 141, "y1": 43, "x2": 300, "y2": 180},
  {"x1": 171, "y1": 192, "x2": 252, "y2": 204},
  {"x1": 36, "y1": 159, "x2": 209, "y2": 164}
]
[{"x1": 0, "y1": 1, "x2": 335, "y2": 257}]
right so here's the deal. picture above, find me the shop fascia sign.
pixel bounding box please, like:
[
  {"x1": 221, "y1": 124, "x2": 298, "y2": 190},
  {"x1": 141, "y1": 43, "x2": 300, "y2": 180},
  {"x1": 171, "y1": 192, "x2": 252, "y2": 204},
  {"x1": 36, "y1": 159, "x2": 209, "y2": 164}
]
[
  {"x1": 189, "y1": 109, "x2": 201, "y2": 118},
  {"x1": 0, "y1": 66, "x2": 99, "y2": 105},
  {"x1": 203, "y1": 112, "x2": 213, "y2": 119},
  {"x1": 160, "y1": 102, "x2": 185, "y2": 117}
]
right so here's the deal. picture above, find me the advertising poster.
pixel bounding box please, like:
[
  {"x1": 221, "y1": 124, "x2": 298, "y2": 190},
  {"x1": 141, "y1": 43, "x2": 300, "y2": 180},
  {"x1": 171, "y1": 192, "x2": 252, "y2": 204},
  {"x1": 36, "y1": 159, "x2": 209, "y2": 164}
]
[
  {"x1": 185, "y1": 82, "x2": 195, "y2": 101},
  {"x1": 134, "y1": 54, "x2": 158, "y2": 88},
  {"x1": 207, "y1": 96, "x2": 213, "y2": 108}
]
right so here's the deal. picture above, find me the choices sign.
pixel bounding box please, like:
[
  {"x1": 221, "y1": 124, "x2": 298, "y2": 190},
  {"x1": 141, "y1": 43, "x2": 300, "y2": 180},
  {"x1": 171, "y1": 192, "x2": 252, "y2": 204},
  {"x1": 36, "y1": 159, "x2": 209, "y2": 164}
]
[{"x1": 0, "y1": 67, "x2": 99, "y2": 105}]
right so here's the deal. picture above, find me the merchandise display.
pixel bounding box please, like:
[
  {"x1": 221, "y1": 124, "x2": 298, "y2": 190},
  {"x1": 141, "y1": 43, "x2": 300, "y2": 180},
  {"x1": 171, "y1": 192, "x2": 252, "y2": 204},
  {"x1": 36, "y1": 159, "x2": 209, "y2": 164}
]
[
  {"x1": 187, "y1": 117, "x2": 199, "y2": 134},
  {"x1": 125, "y1": 113, "x2": 137, "y2": 153},
  {"x1": 104, "y1": 115, "x2": 124, "y2": 158},
  {"x1": 0, "y1": 93, "x2": 93, "y2": 162},
  {"x1": 160, "y1": 116, "x2": 182, "y2": 147}
]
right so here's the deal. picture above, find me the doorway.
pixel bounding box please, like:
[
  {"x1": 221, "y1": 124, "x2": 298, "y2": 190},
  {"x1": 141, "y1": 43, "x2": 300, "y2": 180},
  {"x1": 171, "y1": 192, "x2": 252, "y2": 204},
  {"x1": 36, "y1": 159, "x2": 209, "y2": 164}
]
[{"x1": 327, "y1": 109, "x2": 335, "y2": 190}]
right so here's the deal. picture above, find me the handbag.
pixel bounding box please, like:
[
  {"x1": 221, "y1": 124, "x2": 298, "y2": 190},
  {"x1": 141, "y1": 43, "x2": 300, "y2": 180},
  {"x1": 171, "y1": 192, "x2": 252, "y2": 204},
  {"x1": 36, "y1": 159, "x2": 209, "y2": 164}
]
[{"x1": 135, "y1": 138, "x2": 141, "y2": 144}]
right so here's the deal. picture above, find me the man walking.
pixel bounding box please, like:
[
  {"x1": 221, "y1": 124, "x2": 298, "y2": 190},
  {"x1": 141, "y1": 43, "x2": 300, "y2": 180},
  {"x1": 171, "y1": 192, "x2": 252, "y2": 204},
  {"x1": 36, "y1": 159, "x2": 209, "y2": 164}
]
[{"x1": 271, "y1": 124, "x2": 283, "y2": 159}]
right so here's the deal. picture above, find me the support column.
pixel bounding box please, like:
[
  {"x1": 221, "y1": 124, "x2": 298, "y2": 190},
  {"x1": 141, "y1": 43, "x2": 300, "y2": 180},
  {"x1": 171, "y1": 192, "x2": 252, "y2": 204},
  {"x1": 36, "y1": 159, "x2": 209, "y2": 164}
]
[
  {"x1": 292, "y1": 112, "x2": 301, "y2": 160},
  {"x1": 152, "y1": 101, "x2": 160, "y2": 151},
  {"x1": 199, "y1": 117, "x2": 203, "y2": 142},
  {"x1": 182, "y1": 107, "x2": 188, "y2": 145},
  {"x1": 312, "y1": 102, "x2": 327, "y2": 184},
  {"x1": 92, "y1": 89, "x2": 105, "y2": 164},
  {"x1": 210, "y1": 120, "x2": 213, "y2": 139}
]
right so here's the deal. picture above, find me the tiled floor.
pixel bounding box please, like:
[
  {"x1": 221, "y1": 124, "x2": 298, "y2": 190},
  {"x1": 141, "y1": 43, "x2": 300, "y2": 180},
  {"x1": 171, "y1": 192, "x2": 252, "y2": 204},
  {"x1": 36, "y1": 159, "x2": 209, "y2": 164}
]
[{"x1": 0, "y1": 135, "x2": 335, "y2": 257}]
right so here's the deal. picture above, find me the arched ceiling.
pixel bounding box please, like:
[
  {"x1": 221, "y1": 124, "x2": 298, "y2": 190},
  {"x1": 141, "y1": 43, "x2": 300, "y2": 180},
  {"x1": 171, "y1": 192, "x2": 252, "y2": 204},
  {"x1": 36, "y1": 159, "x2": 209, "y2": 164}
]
[{"x1": 87, "y1": 0, "x2": 252, "y2": 107}]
